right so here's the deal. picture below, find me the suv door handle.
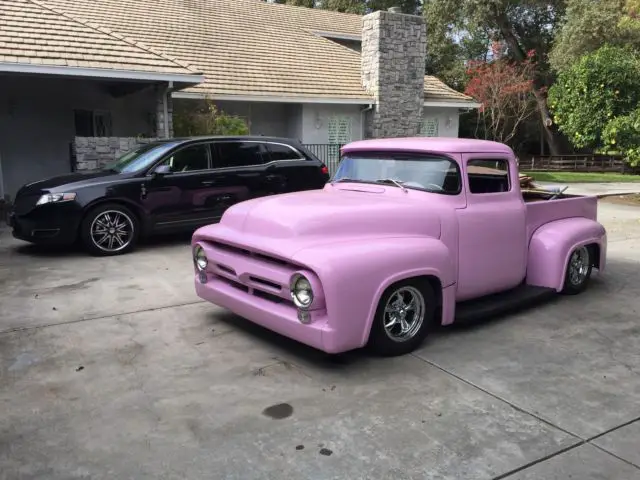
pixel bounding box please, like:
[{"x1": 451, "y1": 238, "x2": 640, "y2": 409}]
[
  {"x1": 201, "y1": 180, "x2": 216, "y2": 186},
  {"x1": 265, "y1": 175, "x2": 280, "y2": 181}
]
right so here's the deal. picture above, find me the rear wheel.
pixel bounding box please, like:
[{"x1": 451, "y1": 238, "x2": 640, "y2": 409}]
[
  {"x1": 80, "y1": 203, "x2": 140, "y2": 256},
  {"x1": 367, "y1": 278, "x2": 436, "y2": 356},
  {"x1": 561, "y1": 245, "x2": 592, "y2": 295}
]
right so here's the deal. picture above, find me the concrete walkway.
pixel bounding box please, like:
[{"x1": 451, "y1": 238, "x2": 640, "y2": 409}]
[
  {"x1": 1, "y1": 204, "x2": 639, "y2": 479},
  {"x1": 539, "y1": 182, "x2": 640, "y2": 197}
]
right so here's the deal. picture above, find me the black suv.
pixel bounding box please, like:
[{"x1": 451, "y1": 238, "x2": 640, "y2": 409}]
[{"x1": 9, "y1": 136, "x2": 330, "y2": 256}]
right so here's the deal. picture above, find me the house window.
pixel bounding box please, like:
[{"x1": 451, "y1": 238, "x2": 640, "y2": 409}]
[
  {"x1": 74, "y1": 109, "x2": 113, "y2": 137},
  {"x1": 420, "y1": 117, "x2": 439, "y2": 137},
  {"x1": 328, "y1": 116, "x2": 352, "y2": 144}
]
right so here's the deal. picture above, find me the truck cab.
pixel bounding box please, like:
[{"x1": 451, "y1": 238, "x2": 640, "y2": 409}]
[{"x1": 192, "y1": 137, "x2": 607, "y2": 356}]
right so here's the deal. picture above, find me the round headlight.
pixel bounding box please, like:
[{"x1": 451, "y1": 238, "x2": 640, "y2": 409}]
[
  {"x1": 290, "y1": 274, "x2": 314, "y2": 309},
  {"x1": 194, "y1": 245, "x2": 208, "y2": 271}
]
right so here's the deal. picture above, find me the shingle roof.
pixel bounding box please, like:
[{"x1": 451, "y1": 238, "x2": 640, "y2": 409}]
[
  {"x1": 0, "y1": 0, "x2": 201, "y2": 79},
  {"x1": 424, "y1": 75, "x2": 476, "y2": 103},
  {"x1": 15, "y1": 0, "x2": 475, "y2": 104}
]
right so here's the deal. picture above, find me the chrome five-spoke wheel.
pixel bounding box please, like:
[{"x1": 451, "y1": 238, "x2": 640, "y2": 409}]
[
  {"x1": 369, "y1": 278, "x2": 436, "y2": 356},
  {"x1": 568, "y1": 246, "x2": 590, "y2": 286},
  {"x1": 562, "y1": 245, "x2": 593, "y2": 295},
  {"x1": 81, "y1": 203, "x2": 139, "y2": 256},
  {"x1": 383, "y1": 286, "x2": 426, "y2": 342}
]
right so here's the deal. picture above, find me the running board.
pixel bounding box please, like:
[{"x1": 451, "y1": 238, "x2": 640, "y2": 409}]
[{"x1": 454, "y1": 284, "x2": 557, "y2": 324}]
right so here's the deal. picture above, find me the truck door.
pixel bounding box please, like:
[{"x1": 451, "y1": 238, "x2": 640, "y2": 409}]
[{"x1": 455, "y1": 154, "x2": 528, "y2": 301}]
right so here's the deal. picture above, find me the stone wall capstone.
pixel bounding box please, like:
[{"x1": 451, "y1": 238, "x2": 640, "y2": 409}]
[
  {"x1": 361, "y1": 10, "x2": 427, "y2": 138},
  {"x1": 73, "y1": 137, "x2": 159, "y2": 171}
]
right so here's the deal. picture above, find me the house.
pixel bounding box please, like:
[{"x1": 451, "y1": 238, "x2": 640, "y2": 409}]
[{"x1": 0, "y1": 0, "x2": 479, "y2": 201}]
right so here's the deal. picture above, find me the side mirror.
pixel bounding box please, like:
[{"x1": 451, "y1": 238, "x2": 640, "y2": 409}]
[{"x1": 153, "y1": 164, "x2": 171, "y2": 176}]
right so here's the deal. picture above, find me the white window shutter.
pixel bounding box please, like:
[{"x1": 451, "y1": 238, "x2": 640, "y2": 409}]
[
  {"x1": 420, "y1": 117, "x2": 439, "y2": 137},
  {"x1": 328, "y1": 116, "x2": 352, "y2": 144}
]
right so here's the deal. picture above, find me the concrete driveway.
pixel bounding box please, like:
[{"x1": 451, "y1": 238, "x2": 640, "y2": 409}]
[{"x1": 1, "y1": 202, "x2": 639, "y2": 480}]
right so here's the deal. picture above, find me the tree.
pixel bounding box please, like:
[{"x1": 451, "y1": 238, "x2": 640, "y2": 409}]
[
  {"x1": 464, "y1": 43, "x2": 537, "y2": 144},
  {"x1": 549, "y1": 0, "x2": 640, "y2": 72},
  {"x1": 547, "y1": 45, "x2": 640, "y2": 158},
  {"x1": 422, "y1": 0, "x2": 568, "y2": 155},
  {"x1": 602, "y1": 108, "x2": 640, "y2": 166},
  {"x1": 173, "y1": 99, "x2": 250, "y2": 137}
]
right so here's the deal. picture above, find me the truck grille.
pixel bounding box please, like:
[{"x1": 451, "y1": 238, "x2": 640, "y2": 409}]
[{"x1": 203, "y1": 240, "x2": 301, "y2": 305}]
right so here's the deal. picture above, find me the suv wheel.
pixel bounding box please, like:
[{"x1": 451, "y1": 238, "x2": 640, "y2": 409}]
[{"x1": 80, "y1": 203, "x2": 140, "y2": 256}]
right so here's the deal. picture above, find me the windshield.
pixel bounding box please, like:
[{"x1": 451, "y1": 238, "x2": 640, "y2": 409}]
[
  {"x1": 333, "y1": 153, "x2": 461, "y2": 194},
  {"x1": 105, "y1": 141, "x2": 180, "y2": 174}
]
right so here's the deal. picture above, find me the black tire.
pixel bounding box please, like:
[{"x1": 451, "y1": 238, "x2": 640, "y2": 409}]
[
  {"x1": 561, "y1": 245, "x2": 593, "y2": 295},
  {"x1": 367, "y1": 278, "x2": 437, "y2": 357},
  {"x1": 80, "y1": 203, "x2": 140, "y2": 256}
]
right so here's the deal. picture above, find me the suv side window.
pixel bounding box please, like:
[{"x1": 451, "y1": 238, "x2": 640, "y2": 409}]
[
  {"x1": 214, "y1": 142, "x2": 268, "y2": 168},
  {"x1": 467, "y1": 159, "x2": 510, "y2": 194},
  {"x1": 266, "y1": 143, "x2": 303, "y2": 161},
  {"x1": 159, "y1": 143, "x2": 210, "y2": 173}
]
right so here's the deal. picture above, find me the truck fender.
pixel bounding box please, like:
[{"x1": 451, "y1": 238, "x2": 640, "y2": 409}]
[
  {"x1": 293, "y1": 236, "x2": 454, "y2": 350},
  {"x1": 526, "y1": 217, "x2": 606, "y2": 291},
  {"x1": 293, "y1": 236, "x2": 456, "y2": 349}
]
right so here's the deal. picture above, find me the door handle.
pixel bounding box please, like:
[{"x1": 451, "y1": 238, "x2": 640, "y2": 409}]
[
  {"x1": 265, "y1": 175, "x2": 281, "y2": 181},
  {"x1": 201, "y1": 180, "x2": 216, "y2": 186}
]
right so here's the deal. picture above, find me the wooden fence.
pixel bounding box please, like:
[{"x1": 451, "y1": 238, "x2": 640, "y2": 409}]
[{"x1": 518, "y1": 155, "x2": 640, "y2": 174}]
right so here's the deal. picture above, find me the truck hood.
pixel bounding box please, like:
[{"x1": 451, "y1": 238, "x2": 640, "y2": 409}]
[{"x1": 217, "y1": 186, "x2": 442, "y2": 242}]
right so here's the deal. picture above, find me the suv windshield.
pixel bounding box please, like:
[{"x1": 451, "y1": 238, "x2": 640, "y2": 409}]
[
  {"x1": 333, "y1": 153, "x2": 461, "y2": 194},
  {"x1": 105, "y1": 141, "x2": 180, "y2": 174}
]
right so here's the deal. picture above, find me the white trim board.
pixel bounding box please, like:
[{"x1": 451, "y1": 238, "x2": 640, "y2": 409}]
[
  {"x1": 0, "y1": 63, "x2": 204, "y2": 84},
  {"x1": 424, "y1": 100, "x2": 481, "y2": 109},
  {"x1": 174, "y1": 92, "x2": 480, "y2": 108},
  {"x1": 172, "y1": 92, "x2": 373, "y2": 104}
]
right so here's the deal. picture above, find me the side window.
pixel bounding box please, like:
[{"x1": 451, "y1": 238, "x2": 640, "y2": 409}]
[
  {"x1": 467, "y1": 159, "x2": 510, "y2": 194},
  {"x1": 266, "y1": 143, "x2": 303, "y2": 161},
  {"x1": 160, "y1": 144, "x2": 209, "y2": 173},
  {"x1": 214, "y1": 142, "x2": 268, "y2": 168}
]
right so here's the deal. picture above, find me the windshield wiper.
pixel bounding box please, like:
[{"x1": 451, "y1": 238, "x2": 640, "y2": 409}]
[{"x1": 375, "y1": 178, "x2": 408, "y2": 192}]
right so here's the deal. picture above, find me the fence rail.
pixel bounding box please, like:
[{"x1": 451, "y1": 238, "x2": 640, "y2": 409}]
[
  {"x1": 303, "y1": 144, "x2": 344, "y2": 174},
  {"x1": 519, "y1": 155, "x2": 640, "y2": 174}
]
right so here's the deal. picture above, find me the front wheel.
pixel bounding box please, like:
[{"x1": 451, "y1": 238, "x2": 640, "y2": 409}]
[
  {"x1": 367, "y1": 278, "x2": 436, "y2": 356},
  {"x1": 561, "y1": 245, "x2": 593, "y2": 295},
  {"x1": 80, "y1": 203, "x2": 140, "y2": 256}
]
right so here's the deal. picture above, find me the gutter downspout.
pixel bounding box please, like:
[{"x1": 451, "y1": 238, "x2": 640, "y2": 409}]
[
  {"x1": 163, "y1": 80, "x2": 174, "y2": 138},
  {"x1": 361, "y1": 103, "x2": 374, "y2": 140}
]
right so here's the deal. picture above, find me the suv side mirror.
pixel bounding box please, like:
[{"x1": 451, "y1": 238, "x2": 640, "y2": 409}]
[{"x1": 153, "y1": 164, "x2": 171, "y2": 176}]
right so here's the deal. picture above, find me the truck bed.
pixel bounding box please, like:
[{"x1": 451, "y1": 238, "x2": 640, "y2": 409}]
[{"x1": 525, "y1": 193, "x2": 599, "y2": 240}]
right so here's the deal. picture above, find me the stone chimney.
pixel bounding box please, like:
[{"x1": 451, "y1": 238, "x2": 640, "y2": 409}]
[{"x1": 361, "y1": 9, "x2": 427, "y2": 138}]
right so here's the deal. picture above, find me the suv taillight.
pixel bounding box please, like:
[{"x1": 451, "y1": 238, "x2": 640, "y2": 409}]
[{"x1": 320, "y1": 164, "x2": 329, "y2": 175}]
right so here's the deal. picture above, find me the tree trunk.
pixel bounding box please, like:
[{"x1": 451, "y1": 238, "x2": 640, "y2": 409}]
[{"x1": 494, "y1": 11, "x2": 566, "y2": 155}]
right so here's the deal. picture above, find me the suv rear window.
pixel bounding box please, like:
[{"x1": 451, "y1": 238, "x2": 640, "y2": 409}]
[
  {"x1": 214, "y1": 142, "x2": 268, "y2": 168},
  {"x1": 266, "y1": 143, "x2": 303, "y2": 161}
]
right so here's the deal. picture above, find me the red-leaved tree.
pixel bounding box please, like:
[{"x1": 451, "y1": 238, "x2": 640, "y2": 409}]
[{"x1": 464, "y1": 43, "x2": 538, "y2": 145}]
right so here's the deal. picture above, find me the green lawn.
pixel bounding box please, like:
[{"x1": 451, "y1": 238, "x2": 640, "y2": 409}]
[{"x1": 522, "y1": 171, "x2": 640, "y2": 183}]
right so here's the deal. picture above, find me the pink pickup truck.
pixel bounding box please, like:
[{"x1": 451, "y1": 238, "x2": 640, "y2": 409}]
[{"x1": 192, "y1": 138, "x2": 607, "y2": 356}]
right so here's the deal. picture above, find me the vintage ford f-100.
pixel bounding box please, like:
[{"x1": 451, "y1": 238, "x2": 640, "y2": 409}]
[{"x1": 191, "y1": 138, "x2": 607, "y2": 356}]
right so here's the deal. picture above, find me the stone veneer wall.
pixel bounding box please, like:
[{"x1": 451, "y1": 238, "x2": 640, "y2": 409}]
[
  {"x1": 361, "y1": 10, "x2": 427, "y2": 138},
  {"x1": 72, "y1": 137, "x2": 159, "y2": 171}
]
